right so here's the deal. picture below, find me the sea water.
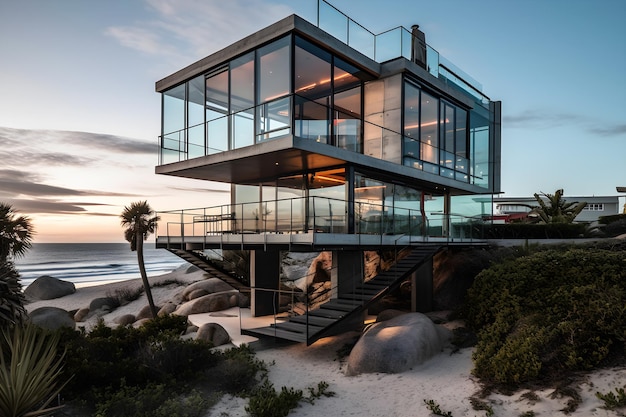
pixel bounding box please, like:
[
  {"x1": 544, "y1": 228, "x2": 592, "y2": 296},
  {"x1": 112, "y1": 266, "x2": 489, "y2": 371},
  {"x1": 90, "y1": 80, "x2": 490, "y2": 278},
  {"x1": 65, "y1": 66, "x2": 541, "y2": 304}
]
[{"x1": 14, "y1": 243, "x2": 185, "y2": 288}]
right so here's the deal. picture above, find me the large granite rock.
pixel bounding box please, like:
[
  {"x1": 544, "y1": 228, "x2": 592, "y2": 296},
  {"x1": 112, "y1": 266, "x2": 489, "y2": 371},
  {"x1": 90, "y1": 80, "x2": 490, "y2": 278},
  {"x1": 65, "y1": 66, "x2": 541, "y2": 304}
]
[
  {"x1": 24, "y1": 276, "x2": 75, "y2": 300},
  {"x1": 175, "y1": 291, "x2": 237, "y2": 315},
  {"x1": 196, "y1": 322, "x2": 230, "y2": 346},
  {"x1": 345, "y1": 312, "x2": 451, "y2": 376},
  {"x1": 29, "y1": 307, "x2": 76, "y2": 330},
  {"x1": 182, "y1": 278, "x2": 235, "y2": 301}
]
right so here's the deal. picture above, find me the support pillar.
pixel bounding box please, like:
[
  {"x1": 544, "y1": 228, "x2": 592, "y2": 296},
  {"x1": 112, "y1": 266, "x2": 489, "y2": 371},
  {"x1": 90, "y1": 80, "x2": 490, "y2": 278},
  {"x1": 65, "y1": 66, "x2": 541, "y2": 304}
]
[
  {"x1": 250, "y1": 250, "x2": 280, "y2": 317},
  {"x1": 331, "y1": 250, "x2": 363, "y2": 298},
  {"x1": 411, "y1": 256, "x2": 433, "y2": 313}
]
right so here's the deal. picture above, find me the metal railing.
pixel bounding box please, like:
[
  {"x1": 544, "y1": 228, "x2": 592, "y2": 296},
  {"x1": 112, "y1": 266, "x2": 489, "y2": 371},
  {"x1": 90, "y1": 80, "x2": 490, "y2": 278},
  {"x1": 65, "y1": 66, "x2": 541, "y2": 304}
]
[
  {"x1": 316, "y1": 0, "x2": 490, "y2": 104},
  {"x1": 156, "y1": 196, "x2": 489, "y2": 245}
]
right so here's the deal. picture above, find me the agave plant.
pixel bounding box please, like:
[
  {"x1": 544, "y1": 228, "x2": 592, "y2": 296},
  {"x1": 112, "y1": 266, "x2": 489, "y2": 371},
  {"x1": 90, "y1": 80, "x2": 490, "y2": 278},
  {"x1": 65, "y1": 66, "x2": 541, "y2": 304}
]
[{"x1": 0, "y1": 324, "x2": 69, "y2": 417}]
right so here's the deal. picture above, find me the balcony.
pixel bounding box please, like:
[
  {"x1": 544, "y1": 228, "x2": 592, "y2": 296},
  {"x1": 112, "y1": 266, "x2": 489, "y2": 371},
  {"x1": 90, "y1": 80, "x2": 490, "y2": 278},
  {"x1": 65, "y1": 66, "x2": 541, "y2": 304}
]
[
  {"x1": 316, "y1": 0, "x2": 490, "y2": 105},
  {"x1": 155, "y1": 196, "x2": 487, "y2": 251}
]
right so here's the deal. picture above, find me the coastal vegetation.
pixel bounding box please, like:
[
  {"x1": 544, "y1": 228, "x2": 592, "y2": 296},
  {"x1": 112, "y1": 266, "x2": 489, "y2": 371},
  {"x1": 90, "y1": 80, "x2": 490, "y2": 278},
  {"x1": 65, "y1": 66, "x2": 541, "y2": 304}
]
[
  {"x1": 0, "y1": 203, "x2": 33, "y2": 329},
  {"x1": 464, "y1": 241, "x2": 626, "y2": 390}
]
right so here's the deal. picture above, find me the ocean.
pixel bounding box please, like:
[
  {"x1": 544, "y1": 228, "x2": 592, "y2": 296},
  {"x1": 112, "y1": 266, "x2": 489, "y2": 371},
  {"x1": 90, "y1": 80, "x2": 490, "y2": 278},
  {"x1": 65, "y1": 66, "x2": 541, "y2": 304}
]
[{"x1": 14, "y1": 243, "x2": 185, "y2": 288}]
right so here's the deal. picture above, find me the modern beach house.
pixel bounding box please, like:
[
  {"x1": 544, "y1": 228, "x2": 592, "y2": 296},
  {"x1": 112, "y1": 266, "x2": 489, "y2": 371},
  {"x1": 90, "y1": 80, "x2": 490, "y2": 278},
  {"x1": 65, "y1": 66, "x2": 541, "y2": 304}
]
[{"x1": 154, "y1": 1, "x2": 502, "y2": 344}]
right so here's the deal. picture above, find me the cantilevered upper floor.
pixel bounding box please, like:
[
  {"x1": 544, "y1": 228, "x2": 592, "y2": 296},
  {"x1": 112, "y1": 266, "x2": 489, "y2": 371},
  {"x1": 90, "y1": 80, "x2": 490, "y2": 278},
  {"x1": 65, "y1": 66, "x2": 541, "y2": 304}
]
[{"x1": 154, "y1": 1, "x2": 501, "y2": 250}]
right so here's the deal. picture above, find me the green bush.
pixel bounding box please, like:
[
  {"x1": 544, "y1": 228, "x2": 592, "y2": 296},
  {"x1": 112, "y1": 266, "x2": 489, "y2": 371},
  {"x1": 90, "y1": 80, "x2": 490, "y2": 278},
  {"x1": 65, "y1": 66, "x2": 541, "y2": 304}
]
[
  {"x1": 56, "y1": 317, "x2": 272, "y2": 416},
  {"x1": 465, "y1": 248, "x2": 626, "y2": 385},
  {"x1": 596, "y1": 385, "x2": 626, "y2": 410},
  {"x1": 246, "y1": 380, "x2": 303, "y2": 417},
  {"x1": 94, "y1": 381, "x2": 212, "y2": 417}
]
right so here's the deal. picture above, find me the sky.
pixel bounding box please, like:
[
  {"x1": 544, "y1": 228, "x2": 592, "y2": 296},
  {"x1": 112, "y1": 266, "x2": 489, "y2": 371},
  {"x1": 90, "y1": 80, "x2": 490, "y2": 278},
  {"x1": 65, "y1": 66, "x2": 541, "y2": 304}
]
[{"x1": 1, "y1": 0, "x2": 624, "y2": 243}]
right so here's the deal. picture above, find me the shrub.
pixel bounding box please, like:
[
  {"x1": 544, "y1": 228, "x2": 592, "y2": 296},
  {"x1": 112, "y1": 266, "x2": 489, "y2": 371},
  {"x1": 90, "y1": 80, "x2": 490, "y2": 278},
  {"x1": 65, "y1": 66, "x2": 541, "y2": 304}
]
[
  {"x1": 596, "y1": 385, "x2": 626, "y2": 410},
  {"x1": 465, "y1": 248, "x2": 626, "y2": 385}
]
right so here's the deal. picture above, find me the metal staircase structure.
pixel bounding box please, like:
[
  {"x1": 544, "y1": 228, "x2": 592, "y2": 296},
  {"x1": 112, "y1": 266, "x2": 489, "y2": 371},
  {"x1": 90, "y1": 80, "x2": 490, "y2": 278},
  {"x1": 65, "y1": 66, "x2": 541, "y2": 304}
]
[
  {"x1": 166, "y1": 249, "x2": 251, "y2": 294},
  {"x1": 241, "y1": 245, "x2": 443, "y2": 345}
]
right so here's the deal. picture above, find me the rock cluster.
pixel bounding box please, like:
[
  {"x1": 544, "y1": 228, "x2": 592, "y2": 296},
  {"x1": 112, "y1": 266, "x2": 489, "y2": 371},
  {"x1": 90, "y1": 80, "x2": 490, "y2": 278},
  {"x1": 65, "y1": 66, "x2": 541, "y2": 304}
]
[{"x1": 27, "y1": 275, "x2": 248, "y2": 347}]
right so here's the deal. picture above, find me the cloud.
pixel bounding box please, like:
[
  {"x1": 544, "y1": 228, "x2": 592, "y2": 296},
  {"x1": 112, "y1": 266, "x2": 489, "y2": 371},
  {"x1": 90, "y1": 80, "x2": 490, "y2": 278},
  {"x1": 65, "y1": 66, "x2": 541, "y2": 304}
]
[
  {"x1": 6, "y1": 198, "x2": 114, "y2": 215},
  {"x1": 0, "y1": 169, "x2": 135, "y2": 199},
  {"x1": 504, "y1": 110, "x2": 626, "y2": 137},
  {"x1": 587, "y1": 124, "x2": 626, "y2": 137},
  {"x1": 106, "y1": 0, "x2": 293, "y2": 63},
  {"x1": 0, "y1": 127, "x2": 154, "y2": 156}
]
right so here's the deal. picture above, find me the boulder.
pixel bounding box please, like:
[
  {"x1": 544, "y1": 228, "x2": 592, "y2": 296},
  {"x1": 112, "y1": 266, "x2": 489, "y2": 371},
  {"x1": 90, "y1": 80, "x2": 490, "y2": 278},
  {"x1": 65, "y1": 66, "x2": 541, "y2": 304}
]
[
  {"x1": 24, "y1": 276, "x2": 75, "y2": 300},
  {"x1": 174, "y1": 291, "x2": 235, "y2": 315},
  {"x1": 196, "y1": 322, "x2": 230, "y2": 346},
  {"x1": 136, "y1": 305, "x2": 158, "y2": 320},
  {"x1": 158, "y1": 302, "x2": 177, "y2": 316},
  {"x1": 29, "y1": 307, "x2": 76, "y2": 330},
  {"x1": 114, "y1": 314, "x2": 136, "y2": 326},
  {"x1": 89, "y1": 297, "x2": 119, "y2": 312},
  {"x1": 187, "y1": 289, "x2": 209, "y2": 300},
  {"x1": 182, "y1": 278, "x2": 235, "y2": 301},
  {"x1": 74, "y1": 308, "x2": 90, "y2": 322},
  {"x1": 345, "y1": 312, "x2": 451, "y2": 376}
]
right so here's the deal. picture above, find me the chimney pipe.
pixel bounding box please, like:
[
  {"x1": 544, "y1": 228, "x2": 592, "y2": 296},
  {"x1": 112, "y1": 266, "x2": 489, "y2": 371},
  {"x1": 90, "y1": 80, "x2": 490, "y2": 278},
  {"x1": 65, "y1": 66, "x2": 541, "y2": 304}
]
[{"x1": 411, "y1": 24, "x2": 427, "y2": 70}]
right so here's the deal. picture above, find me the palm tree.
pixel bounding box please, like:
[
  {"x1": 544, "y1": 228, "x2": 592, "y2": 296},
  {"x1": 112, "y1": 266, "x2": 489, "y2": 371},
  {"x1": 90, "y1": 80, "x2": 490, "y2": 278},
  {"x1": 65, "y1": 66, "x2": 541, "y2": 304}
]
[
  {"x1": 0, "y1": 203, "x2": 33, "y2": 328},
  {"x1": 531, "y1": 189, "x2": 586, "y2": 224},
  {"x1": 0, "y1": 203, "x2": 34, "y2": 264},
  {"x1": 120, "y1": 201, "x2": 160, "y2": 318}
]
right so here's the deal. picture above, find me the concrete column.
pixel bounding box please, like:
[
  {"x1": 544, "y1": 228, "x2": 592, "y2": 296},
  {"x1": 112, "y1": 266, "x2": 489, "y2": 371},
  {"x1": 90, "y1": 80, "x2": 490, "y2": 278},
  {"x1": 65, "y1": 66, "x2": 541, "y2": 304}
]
[
  {"x1": 411, "y1": 256, "x2": 433, "y2": 313},
  {"x1": 331, "y1": 250, "x2": 363, "y2": 298},
  {"x1": 250, "y1": 250, "x2": 280, "y2": 317}
]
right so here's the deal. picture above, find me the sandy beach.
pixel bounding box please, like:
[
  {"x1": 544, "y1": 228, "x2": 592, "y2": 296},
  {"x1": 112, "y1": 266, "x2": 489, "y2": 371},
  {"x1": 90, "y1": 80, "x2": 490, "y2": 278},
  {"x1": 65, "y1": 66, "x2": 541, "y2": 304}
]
[{"x1": 25, "y1": 266, "x2": 626, "y2": 417}]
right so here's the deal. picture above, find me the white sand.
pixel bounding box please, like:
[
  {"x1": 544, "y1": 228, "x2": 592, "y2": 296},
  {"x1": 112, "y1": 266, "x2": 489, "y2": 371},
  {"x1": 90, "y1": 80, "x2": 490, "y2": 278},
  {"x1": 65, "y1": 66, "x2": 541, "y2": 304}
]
[{"x1": 25, "y1": 268, "x2": 626, "y2": 417}]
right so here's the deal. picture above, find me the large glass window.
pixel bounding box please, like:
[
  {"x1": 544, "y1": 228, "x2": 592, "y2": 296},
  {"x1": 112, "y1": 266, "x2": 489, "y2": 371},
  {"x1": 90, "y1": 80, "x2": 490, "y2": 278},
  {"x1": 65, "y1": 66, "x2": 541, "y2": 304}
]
[
  {"x1": 161, "y1": 84, "x2": 186, "y2": 163},
  {"x1": 403, "y1": 82, "x2": 420, "y2": 164},
  {"x1": 364, "y1": 75, "x2": 401, "y2": 162},
  {"x1": 420, "y1": 91, "x2": 438, "y2": 164},
  {"x1": 206, "y1": 69, "x2": 229, "y2": 153},
  {"x1": 229, "y1": 53, "x2": 255, "y2": 149},
  {"x1": 231, "y1": 53, "x2": 254, "y2": 112},
  {"x1": 334, "y1": 86, "x2": 361, "y2": 152},
  {"x1": 257, "y1": 36, "x2": 290, "y2": 103},
  {"x1": 256, "y1": 37, "x2": 290, "y2": 144},
  {"x1": 162, "y1": 84, "x2": 185, "y2": 135},
  {"x1": 470, "y1": 110, "x2": 490, "y2": 188},
  {"x1": 295, "y1": 37, "x2": 332, "y2": 100},
  {"x1": 188, "y1": 75, "x2": 205, "y2": 158}
]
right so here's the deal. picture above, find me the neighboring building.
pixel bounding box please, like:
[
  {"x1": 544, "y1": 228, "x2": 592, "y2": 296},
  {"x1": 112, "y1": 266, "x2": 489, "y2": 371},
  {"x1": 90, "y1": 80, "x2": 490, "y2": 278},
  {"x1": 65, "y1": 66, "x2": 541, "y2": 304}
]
[
  {"x1": 154, "y1": 1, "x2": 501, "y2": 344},
  {"x1": 494, "y1": 195, "x2": 620, "y2": 224}
]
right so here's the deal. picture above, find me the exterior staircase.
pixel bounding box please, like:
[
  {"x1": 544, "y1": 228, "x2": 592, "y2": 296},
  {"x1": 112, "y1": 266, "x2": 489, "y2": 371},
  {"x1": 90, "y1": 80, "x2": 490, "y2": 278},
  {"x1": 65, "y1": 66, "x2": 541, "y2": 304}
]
[
  {"x1": 167, "y1": 249, "x2": 250, "y2": 294},
  {"x1": 242, "y1": 245, "x2": 442, "y2": 345}
]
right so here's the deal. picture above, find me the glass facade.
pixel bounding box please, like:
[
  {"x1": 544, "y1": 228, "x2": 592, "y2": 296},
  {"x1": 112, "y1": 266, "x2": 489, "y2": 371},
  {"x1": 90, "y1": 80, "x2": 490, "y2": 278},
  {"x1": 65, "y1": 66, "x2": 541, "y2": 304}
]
[
  {"x1": 160, "y1": 33, "x2": 496, "y2": 192},
  {"x1": 159, "y1": 28, "x2": 500, "y2": 237}
]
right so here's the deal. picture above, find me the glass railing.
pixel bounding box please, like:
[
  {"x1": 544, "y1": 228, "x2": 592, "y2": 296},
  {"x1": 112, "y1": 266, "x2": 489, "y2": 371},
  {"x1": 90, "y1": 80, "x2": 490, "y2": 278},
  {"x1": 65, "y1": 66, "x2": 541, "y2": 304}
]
[
  {"x1": 160, "y1": 94, "x2": 479, "y2": 185},
  {"x1": 155, "y1": 196, "x2": 488, "y2": 243},
  {"x1": 316, "y1": 0, "x2": 490, "y2": 103}
]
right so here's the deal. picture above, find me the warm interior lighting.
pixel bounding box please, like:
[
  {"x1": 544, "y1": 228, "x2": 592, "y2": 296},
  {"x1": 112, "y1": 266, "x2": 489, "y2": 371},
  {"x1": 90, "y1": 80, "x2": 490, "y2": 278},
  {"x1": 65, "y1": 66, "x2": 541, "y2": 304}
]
[
  {"x1": 314, "y1": 175, "x2": 346, "y2": 184},
  {"x1": 295, "y1": 73, "x2": 353, "y2": 93},
  {"x1": 404, "y1": 118, "x2": 449, "y2": 130},
  {"x1": 355, "y1": 185, "x2": 386, "y2": 191}
]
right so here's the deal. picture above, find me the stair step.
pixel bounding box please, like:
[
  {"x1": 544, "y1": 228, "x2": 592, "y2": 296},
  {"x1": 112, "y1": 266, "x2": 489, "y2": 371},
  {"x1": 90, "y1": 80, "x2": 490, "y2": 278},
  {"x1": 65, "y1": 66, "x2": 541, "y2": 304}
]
[
  {"x1": 321, "y1": 301, "x2": 359, "y2": 312},
  {"x1": 310, "y1": 308, "x2": 345, "y2": 319},
  {"x1": 242, "y1": 327, "x2": 307, "y2": 343},
  {"x1": 290, "y1": 315, "x2": 336, "y2": 327},
  {"x1": 273, "y1": 321, "x2": 323, "y2": 334}
]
